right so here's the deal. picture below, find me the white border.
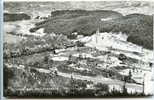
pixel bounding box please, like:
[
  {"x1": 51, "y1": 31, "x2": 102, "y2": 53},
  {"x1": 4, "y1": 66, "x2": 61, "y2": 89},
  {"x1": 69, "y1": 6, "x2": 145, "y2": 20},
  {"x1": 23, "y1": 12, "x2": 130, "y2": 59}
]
[
  {"x1": 2, "y1": 0, "x2": 154, "y2": 100},
  {"x1": 3, "y1": 0, "x2": 154, "y2": 2},
  {"x1": 0, "y1": 0, "x2": 3, "y2": 99}
]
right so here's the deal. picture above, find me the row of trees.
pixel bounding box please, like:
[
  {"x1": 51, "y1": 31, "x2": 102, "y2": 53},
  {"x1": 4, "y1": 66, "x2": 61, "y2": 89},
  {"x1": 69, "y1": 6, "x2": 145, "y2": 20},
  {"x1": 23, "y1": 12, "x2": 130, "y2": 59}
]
[
  {"x1": 4, "y1": 33, "x2": 85, "y2": 59},
  {"x1": 4, "y1": 34, "x2": 79, "y2": 59},
  {"x1": 5, "y1": 85, "x2": 147, "y2": 97}
]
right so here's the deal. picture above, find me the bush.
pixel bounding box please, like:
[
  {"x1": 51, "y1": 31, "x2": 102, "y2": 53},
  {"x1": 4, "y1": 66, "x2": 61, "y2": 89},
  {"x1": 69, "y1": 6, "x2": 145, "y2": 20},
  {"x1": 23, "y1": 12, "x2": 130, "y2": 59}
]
[{"x1": 94, "y1": 83, "x2": 109, "y2": 92}]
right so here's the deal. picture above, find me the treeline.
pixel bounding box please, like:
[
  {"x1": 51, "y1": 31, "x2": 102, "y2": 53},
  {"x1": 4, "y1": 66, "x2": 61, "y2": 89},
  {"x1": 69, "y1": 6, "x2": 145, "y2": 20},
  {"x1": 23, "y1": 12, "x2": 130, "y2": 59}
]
[
  {"x1": 3, "y1": 44, "x2": 55, "y2": 59},
  {"x1": 4, "y1": 87, "x2": 149, "y2": 98},
  {"x1": 4, "y1": 13, "x2": 31, "y2": 22},
  {"x1": 57, "y1": 65, "x2": 97, "y2": 77},
  {"x1": 3, "y1": 34, "x2": 77, "y2": 59}
]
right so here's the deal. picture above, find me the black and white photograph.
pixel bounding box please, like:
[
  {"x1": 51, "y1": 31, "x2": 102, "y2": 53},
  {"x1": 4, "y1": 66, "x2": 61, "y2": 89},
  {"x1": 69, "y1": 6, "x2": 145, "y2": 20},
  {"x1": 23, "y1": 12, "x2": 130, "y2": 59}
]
[{"x1": 3, "y1": 0, "x2": 154, "y2": 98}]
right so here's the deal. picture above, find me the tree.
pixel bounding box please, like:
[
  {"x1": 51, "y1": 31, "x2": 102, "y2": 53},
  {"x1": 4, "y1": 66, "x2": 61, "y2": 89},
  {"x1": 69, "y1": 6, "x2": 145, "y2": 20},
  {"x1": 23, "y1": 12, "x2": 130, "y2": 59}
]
[
  {"x1": 49, "y1": 59, "x2": 53, "y2": 65},
  {"x1": 44, "y1": 55, "x2": 49, "y2": 64},
  {"x1": 76, "y1": 41, "x2": 84, "y2": 47},
  {"x1": 149, "y1": 62, "x2": 153, "y2": 67},
  {"x1": 33, "y1": 61, "x2": 41, "y2": 68},
  {"x1": 4, "y1": 66, "x2": 14, "y2": 90},
  {"x1": 123, "y1": 76, "x2": 128, "y2": 95},
  {"x1": 94, "y1": 83, "x2": 109, "y2": 92},
  {"x1": 54, "y1": 71, "x2": 58, "y2": 76},
  {"x1": 128, "y1": 70, "x2": 132, "y2": 80},
  {"x1": 78, "y1": 54, "x2": 83, "y2": 60},
  {"x1": 67, "y1": 34, "x2": 77, "y2": 39},
  {"x1": 118, "y1": 53, "x2": 127, "y2": 61},
  {"x1": 68, "y1": 54, "x2": 72, "y2": 61}
]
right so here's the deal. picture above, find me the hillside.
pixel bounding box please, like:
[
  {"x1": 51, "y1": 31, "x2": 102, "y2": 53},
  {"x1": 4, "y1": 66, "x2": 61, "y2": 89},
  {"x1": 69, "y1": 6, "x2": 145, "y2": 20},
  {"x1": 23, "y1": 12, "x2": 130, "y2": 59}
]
[
  {"x1": 29, "y1": 10, "x2": 123, "y2": 34},
  {"x1": 99, "y1": 14, "x2": 153, "y2": 49},
  {"x1": 30, "y1": 10, "x2": 153, "y2": 50}
]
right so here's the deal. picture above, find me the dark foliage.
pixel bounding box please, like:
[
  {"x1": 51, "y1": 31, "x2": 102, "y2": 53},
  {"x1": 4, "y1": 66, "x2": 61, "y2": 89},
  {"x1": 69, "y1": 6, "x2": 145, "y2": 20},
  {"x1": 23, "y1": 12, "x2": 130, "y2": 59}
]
[
  {"x1": 5, "y1": 87, "x2": 150, "y2": 98},
  {"x1": 4, "y1": 13, "x2": 31, "y2": 22}
]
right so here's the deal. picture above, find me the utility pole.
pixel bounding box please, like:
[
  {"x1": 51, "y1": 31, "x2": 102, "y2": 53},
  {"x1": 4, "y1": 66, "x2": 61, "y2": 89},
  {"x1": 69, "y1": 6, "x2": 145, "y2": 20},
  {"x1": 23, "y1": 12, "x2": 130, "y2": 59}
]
[
  {"x1": 123, "y1": 76, "x2": 127, "y2": 94},
  {"x1": 142, "y1": 73, "x2": 145, "y2": 95}
]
